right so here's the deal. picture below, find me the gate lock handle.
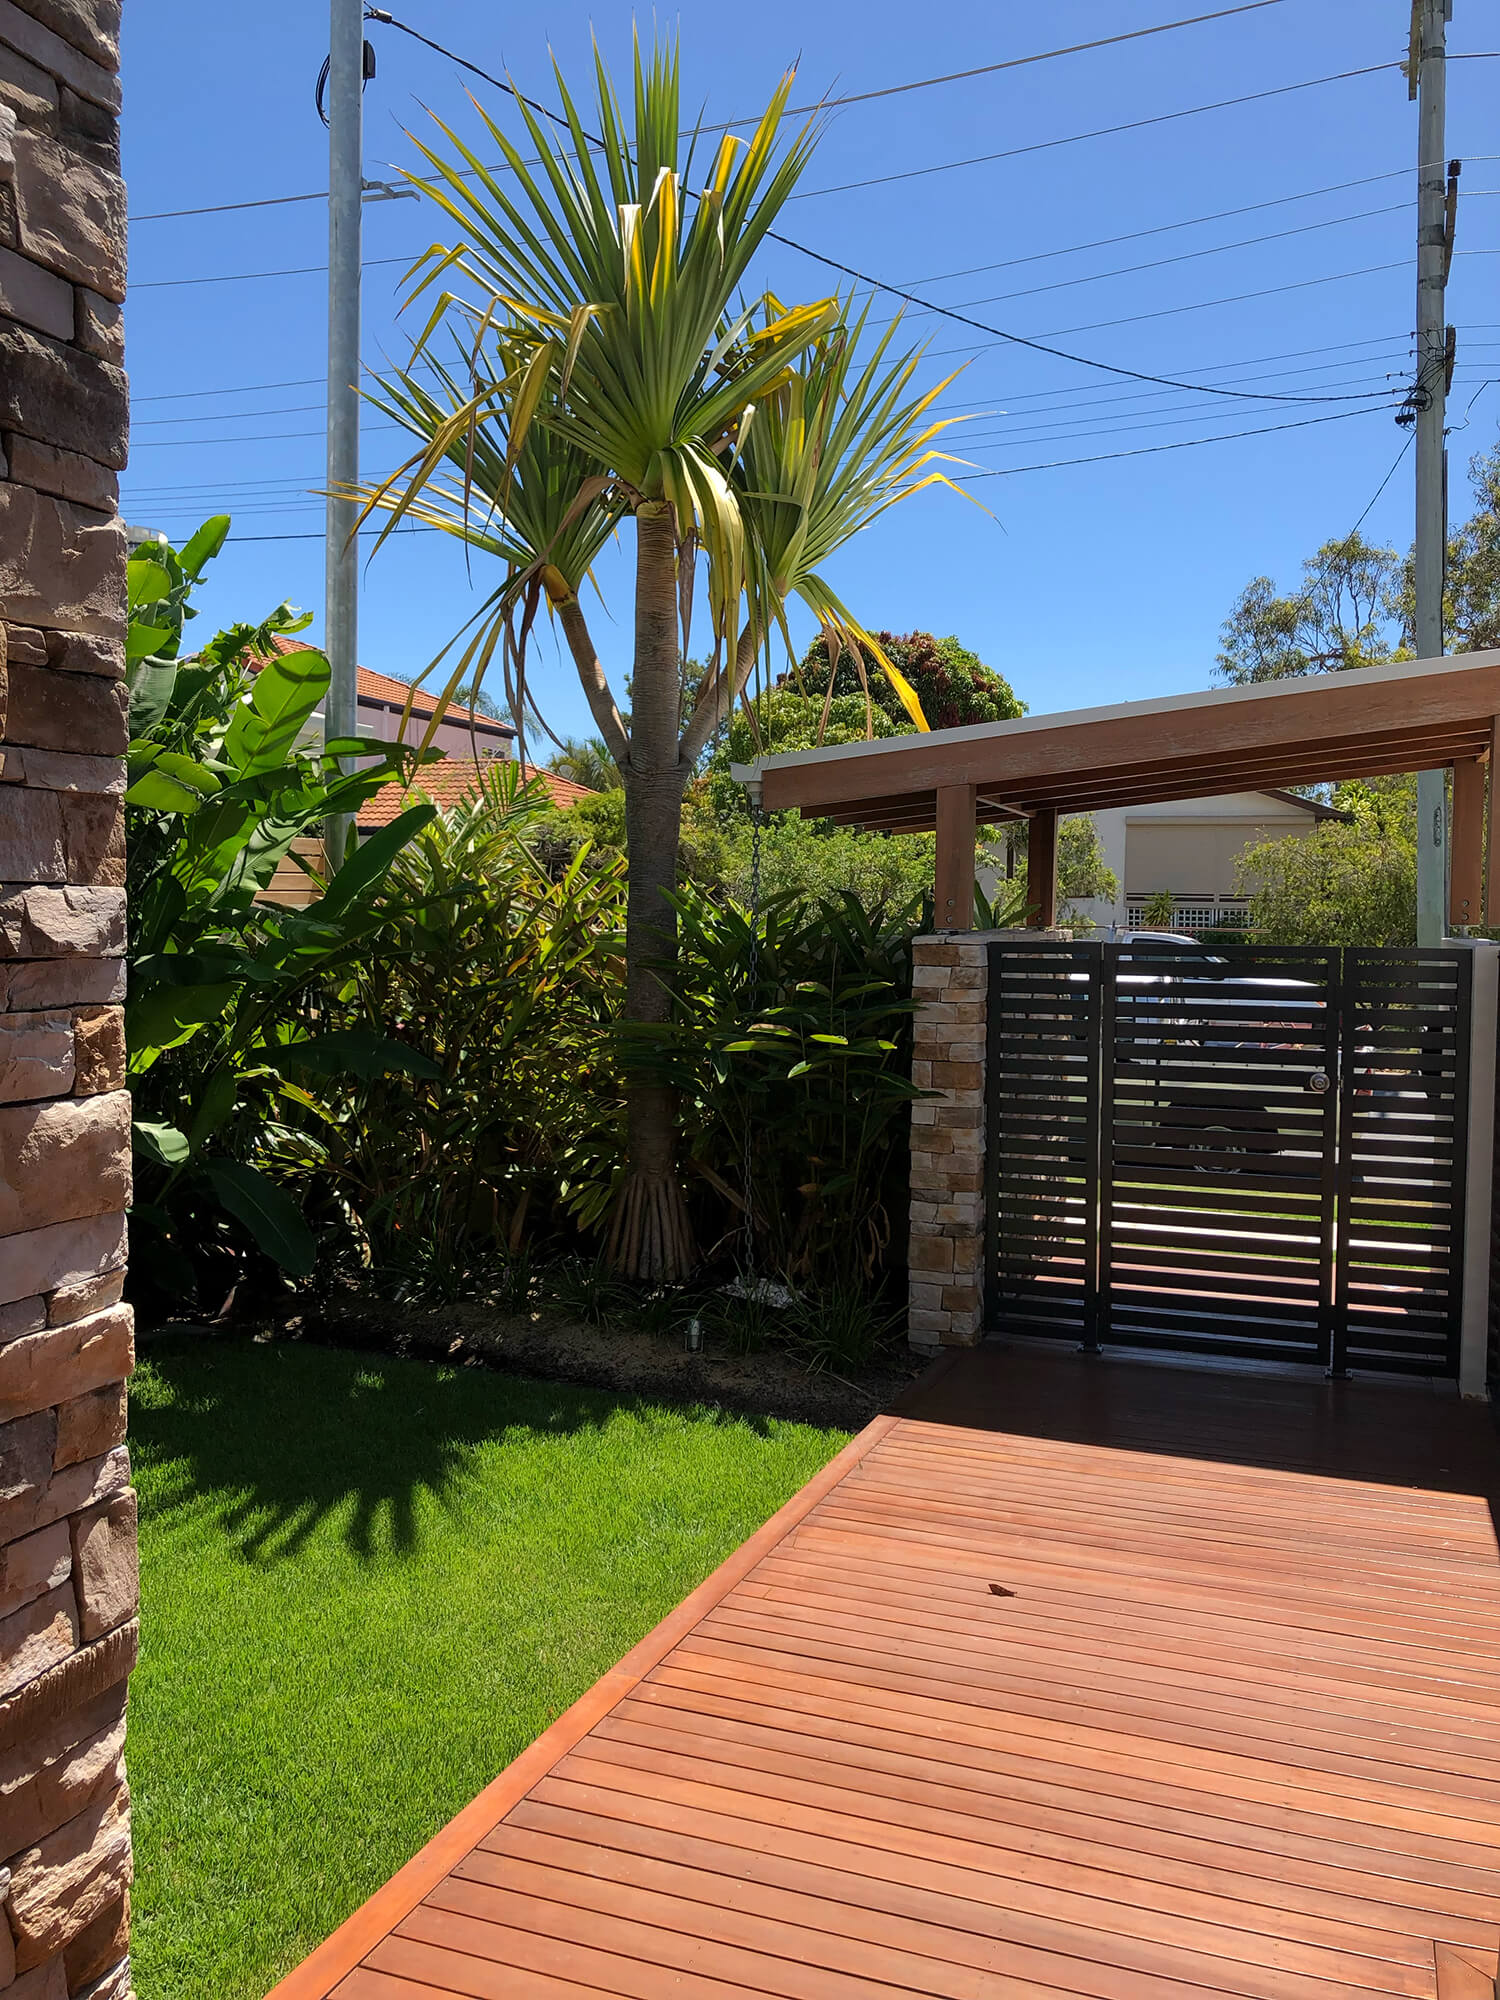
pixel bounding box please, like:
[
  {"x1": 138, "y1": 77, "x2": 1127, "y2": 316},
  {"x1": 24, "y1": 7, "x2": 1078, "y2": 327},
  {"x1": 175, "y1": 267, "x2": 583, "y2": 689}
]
[{"x1": 1306, "y1": 1070, "x2": 1332, "y2": 1093}]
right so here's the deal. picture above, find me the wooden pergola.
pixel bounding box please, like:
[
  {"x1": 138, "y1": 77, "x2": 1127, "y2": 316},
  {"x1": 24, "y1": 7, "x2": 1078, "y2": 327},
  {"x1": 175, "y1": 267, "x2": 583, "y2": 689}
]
[{"x1": 733, "y1": 647, "x2": 1500, "y2": 930}]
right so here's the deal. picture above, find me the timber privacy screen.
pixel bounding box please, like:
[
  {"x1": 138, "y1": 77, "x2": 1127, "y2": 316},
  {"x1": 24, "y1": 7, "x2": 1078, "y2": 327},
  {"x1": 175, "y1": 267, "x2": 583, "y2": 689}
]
[{"x1": 984, "y1": 943, "x2": 1472, "y2": 1375}]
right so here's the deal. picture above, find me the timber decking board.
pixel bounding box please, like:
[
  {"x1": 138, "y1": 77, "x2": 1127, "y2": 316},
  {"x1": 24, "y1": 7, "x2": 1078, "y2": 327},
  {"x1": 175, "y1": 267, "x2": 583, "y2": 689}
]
[{"x1": 270, "y1": 1346, "x2": 1500, "y2": 2000}]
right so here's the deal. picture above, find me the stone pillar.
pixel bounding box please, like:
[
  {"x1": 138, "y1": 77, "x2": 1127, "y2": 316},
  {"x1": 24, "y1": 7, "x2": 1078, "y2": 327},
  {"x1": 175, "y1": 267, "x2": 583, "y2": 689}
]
[
  {"x1": 908, "y1": 929, "x2": 1074, "y2": 1354},
  {"x1": 908, "y1": 935, "x2": 989, "y2": 1351},
  {"x1": 0, "y1": 4, "x2": 136, "y2": 1998}
]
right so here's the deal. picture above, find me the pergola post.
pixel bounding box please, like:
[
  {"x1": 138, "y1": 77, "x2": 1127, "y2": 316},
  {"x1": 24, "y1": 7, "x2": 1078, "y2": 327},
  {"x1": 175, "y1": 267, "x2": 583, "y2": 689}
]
[
  {"x1": 934, "y1": 783, "x2": 977, "y2": 930},
  {"x1": 1450, "y1": 759, "x2": 1485, "y2": 929},
  {"x1": 1489, "y1": 721, "x2": 1500, "y2": 925},
  {"x1": 1026, "y1": 807, "x2": 1059, "y2": 929}
]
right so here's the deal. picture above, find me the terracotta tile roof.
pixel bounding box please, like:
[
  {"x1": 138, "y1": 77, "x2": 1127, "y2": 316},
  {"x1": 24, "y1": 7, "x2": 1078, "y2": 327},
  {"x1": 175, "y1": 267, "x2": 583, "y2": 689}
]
[
  {"x1": 248, "y1": 634, "x2": 515, "y2": 738},
  {"x1": 357, "y1": 757, "x2": 594, "y2": 826}
]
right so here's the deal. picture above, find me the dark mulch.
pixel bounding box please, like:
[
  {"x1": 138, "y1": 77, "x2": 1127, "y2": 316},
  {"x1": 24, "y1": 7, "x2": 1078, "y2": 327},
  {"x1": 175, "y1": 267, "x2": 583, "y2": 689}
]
[{"x1": 144, "y1": 1290, "x2": 929, "y2": 1432}]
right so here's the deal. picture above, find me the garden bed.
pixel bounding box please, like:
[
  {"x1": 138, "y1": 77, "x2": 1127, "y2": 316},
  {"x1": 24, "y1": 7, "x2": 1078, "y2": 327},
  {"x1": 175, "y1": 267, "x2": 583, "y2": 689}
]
[{"x1": 151, "y1": 1287, "x2": 927, "y2": 1433}]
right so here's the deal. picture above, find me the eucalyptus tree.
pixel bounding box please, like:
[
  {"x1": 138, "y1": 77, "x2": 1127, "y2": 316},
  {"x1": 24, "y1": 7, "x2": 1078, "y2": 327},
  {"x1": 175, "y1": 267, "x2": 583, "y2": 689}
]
[{"x1": 357, "y1": 41, "x2": 962, "y2": 1279}]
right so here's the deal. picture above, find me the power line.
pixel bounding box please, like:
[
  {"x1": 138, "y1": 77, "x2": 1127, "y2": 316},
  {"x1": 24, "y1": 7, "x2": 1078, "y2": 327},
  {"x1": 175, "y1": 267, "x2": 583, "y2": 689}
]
[
  {"x1": 133, "y1": 401, "x2": 328, "y2": 428},
  {"x1": 867, "y1": 201, "x2": 1417, "y2": 327},
  {"x1": 129, "y1": 252, "x2": 412, "y2": 292},
  {"x1": 955, "y1": 404, "x2": 1390, "y2": 479},
  {"x1": 786, "y1": 243, "x2": 1425, "y2": 393},
  {"x1": 894, "y1": 167, "x2": 1500, "y2": 289},
  {"x1": 129, "y1": 421, "x2": 406, "y2": 449},
  {"x1": 338, "y1": 24, "x2": 1448, "y2": 405},
  {"x1": 133, "y1": 375, "x2": 327, "y2": 404},
  {"x1": 124, "y1": 1, "x2": 1288, "y2": 226},
  {"x1": 123, "y1": 341, "x2": 1495, "y2": 459},
  {"x1": 130, "y1": 403, "x2": 1393, "y2": 534},
  {"x1": 368, "y1": 1, "x2": 1291, "y2": 132},
  {"x1": 908, "y1": 249, "x2": 1494, "y2": 367},
  {"x1": 790, "y1": 64, "x2": 1410, "y2": 205},
  {"x1": 129, "y1": 190, "x2": 329, "y2": 223},
  {"x1": 123, "y1": 330, "x2": 1426, "y2": 414},
  {"x1": 367, "y1": 16, "x2": 1498, "y2": 406},
  {"x1": 1346, "y1": 434, "x2": 1416, "y2": 537},
  {"x1": 130, "y1": 188, "x2": 1481, "y2": 317}
]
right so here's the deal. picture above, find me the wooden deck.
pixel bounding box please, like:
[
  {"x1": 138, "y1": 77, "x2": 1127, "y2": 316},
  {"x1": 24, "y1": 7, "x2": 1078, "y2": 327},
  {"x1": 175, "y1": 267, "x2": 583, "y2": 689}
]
[{"x1": 269, "y1": 1344, "x2": 1500, "y2": 2000}]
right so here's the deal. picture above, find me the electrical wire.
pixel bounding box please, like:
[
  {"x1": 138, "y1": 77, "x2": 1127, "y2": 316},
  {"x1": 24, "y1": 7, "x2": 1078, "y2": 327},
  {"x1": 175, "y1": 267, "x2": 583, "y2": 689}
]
[
  {"x1": 1345, "y1": 435, "x2": 1416, "y2": 537},
  {"x1": 128, "y1": 400, "x2": 1411, "y2": 532},
  {"x1": 355, "y1": 13, "x2": 1435, "y2": 407},
  {"x1": 128, "y1": 422, "x2": 406, "y2": 449},
  {"x1": 909, "y1": 250, "x2": 1494, "y2": 367},
  {"x1": 125, "y1": 330, "x2": 1425, "y2": 413},
  {"x1": 864, "y1": 201, "x2": 1416, "y2": 326},
  {"x1": 128, "y1": 253, "x2": 413, "y2": 292},
  {"x1": 124, "y1": 2, "x2": 1290, "y2": 225},
  {"x1": 894, "y1": 168, "x2": 1500, "y2": 289},
  {"x1": 133, "y1": 402, "x2": 329, "y2": 428},
  {"x1": 133, "y1": 375, "x2": 327, "y2": 404},
  {"x1": 366, "y1": 2, "x2": 1290, "y2": 132},
  {"x1": 954, "y1": 404, "x2": 1390, "y2": 479},
  {"x1": 790, "y1": 65, "x2": 1412, "y2": 204}
]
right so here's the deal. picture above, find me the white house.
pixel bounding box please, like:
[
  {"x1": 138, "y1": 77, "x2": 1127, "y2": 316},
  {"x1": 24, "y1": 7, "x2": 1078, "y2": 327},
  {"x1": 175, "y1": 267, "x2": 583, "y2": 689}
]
[{"x1": 1071, "y1": 789, "x2": 1347, "y2": 935}]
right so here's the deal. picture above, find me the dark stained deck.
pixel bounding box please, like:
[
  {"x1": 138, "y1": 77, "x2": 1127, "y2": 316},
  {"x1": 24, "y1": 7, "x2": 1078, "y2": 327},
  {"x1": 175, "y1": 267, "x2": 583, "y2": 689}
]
[{"x1": 269, "y1": 1343, "x2": 1500, "y2": 2000}]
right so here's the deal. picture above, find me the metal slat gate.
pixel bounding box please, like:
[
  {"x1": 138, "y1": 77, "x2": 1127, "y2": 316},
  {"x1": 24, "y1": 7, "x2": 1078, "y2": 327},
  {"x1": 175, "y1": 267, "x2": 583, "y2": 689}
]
[{"x1": 985, "y1": 942, "x2": 1471, "y2": 1375}]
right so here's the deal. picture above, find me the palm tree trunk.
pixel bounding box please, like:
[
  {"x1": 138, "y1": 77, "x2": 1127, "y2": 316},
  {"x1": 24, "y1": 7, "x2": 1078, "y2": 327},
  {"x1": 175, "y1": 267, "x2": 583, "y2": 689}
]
[{"x1": 609, "y1": 500, "x2": 696, "y2": 1281}]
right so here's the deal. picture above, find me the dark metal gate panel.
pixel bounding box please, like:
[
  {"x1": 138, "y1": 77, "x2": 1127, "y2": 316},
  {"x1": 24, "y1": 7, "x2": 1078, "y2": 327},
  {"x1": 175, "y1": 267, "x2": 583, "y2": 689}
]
[
  {"x1": 986, "y1": 942, "x2": 1101, "y2": 1339},
  {"x1": 1102, "y1": 944, "x2": 1339, "y2": 1365},
  {"x1": 1334, "y1": 949, "x2": 1470, "y2": 1374},
  {"x1": 983, "y1": 941, "x2": 1473, "y2": 1377}
]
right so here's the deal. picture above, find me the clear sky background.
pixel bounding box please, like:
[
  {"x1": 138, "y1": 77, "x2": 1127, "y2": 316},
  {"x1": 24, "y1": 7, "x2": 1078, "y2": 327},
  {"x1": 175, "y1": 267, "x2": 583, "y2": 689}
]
[{"x1": 119, "y1": 0, "x2": 1498, "y2": 742}]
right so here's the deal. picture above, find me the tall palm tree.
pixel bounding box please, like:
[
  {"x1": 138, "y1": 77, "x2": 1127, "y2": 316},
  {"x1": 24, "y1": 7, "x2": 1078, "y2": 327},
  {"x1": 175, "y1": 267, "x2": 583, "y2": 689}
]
[{"x1": 355, "y1": 38, "x2": 965, "y2": 1279}]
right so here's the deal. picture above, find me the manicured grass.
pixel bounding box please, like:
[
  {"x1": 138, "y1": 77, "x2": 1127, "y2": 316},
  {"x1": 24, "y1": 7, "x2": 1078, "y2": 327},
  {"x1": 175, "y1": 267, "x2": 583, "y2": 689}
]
[{"x1": 128, "y1": 1335, "x2": 848, "y2": 1999}]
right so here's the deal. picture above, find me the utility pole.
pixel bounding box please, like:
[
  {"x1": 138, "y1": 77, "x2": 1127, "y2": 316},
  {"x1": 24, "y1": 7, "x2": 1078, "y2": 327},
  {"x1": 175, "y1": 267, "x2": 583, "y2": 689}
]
[
  {"x1": 324, "y1": 0, "x2": 364, "y2": 873},
  {"x1": 1413, "y1": 0, "x2": 1454, "y2": 944}
]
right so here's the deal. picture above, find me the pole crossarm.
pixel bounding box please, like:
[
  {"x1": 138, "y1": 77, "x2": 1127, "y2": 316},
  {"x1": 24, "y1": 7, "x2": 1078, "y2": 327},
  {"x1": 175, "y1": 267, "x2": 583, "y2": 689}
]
[{"x1": 732, "y1": 649, "x2": 1500, "y2": 833}]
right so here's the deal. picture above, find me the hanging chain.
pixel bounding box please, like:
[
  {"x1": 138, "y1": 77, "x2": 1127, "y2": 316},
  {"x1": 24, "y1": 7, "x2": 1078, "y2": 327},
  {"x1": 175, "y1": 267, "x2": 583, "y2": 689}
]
[{"x1": 741, "y1": 796, "x2": 764, "y2": 1277}]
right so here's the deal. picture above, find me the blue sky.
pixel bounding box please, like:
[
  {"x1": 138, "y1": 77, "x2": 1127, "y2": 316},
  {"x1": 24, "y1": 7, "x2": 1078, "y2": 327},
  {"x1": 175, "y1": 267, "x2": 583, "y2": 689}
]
[{"x1": 120, "y1": 1, "x2": 1498, "y2": 742}]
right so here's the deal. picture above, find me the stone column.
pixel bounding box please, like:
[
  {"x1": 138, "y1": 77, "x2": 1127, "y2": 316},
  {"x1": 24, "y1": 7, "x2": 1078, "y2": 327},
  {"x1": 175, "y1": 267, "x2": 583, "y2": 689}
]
[
  {"x1": 908, "y1": 929, "x2": 1073, "y2": 1354},
  {"x1": 908, "y1": 934, "x2": 989, "y2": 1351},
  {"x1": 0, "y1": 4, "x2": 137, "y2": 1997}
]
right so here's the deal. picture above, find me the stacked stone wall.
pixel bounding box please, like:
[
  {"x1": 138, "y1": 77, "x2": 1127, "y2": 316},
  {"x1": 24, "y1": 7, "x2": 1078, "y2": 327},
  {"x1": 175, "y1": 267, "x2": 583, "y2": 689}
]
[
  {"x1": 907, "y1": 930, "x2": 1073, "y2": 1351},
  {"x1": 0, "y1": 3, "x2": 135, "y2": 1996},
  {"x1": 908, "y1": 935, "x2": 989, "y2": 1348}
]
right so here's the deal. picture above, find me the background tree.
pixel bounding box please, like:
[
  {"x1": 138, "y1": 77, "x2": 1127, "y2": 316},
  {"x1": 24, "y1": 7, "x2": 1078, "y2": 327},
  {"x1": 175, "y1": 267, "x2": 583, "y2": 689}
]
[
  {"x1": 1236, "y1": 777, "x2": 1416, "y2": 946},
  {"x1": 1393, "y1": 436, "x2": 1500, "y2": 653},
  {"x1": 453, "y1": 677, "x2": 503, "y2": 717},
  {"x1": 1215, "y1": 532, "x2": 1400, "y2": 683},
  {"x1": 790, "y1": 628, "x2": 1025, "y2": 730},
  {"x1": 359, "y1": 45, "x2": 964, "y2": 1278},
  {"x1": 1215, "y1": 427, "x2": 1500, "y2": 686},
  {"x1": 547, "y1": 735, "x2": 621, "y2": 792}
]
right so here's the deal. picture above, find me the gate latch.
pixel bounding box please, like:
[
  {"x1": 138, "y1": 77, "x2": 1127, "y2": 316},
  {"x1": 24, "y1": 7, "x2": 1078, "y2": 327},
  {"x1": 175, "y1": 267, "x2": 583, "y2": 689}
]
[{"x1": 1306, "y1": 1071, "x2": 1332, "y2": 1093}]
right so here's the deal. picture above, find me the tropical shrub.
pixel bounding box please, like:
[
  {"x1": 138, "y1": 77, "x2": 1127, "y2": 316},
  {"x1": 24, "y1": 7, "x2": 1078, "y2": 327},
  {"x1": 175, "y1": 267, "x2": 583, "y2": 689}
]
[
  {"x1": 296, "y1": 766, "x2": 627, "y2": 1280},
  {"x1": 631, "y1": 888, "x2": 923, "y2": 1284},
  {"x1": 124, "y1": 522, "x2": 439, "y2": 1308}
]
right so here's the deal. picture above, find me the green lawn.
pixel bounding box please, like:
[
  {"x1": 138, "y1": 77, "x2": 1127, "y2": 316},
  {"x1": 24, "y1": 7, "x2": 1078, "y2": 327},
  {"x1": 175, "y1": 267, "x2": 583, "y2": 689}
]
[{"x1": 128, "y1": 1335, "x2": 848, "y2": 1999}]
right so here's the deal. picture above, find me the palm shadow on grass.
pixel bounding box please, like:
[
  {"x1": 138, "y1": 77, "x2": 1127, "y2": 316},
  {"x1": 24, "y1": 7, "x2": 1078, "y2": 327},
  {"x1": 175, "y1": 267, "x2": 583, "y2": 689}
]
[{"x1": 131, "y1": 1332, "x2": 771, "y2": 1567}]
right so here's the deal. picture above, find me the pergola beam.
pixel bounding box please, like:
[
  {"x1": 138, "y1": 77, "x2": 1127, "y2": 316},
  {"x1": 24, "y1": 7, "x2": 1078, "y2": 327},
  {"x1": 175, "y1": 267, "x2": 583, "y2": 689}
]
[
  {"x1": 733, "y1": 650, "x2": 1500, "y2": 933},
  {"x1": 804, "y1": 724, "x2": 1496, "y2": 824}
]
